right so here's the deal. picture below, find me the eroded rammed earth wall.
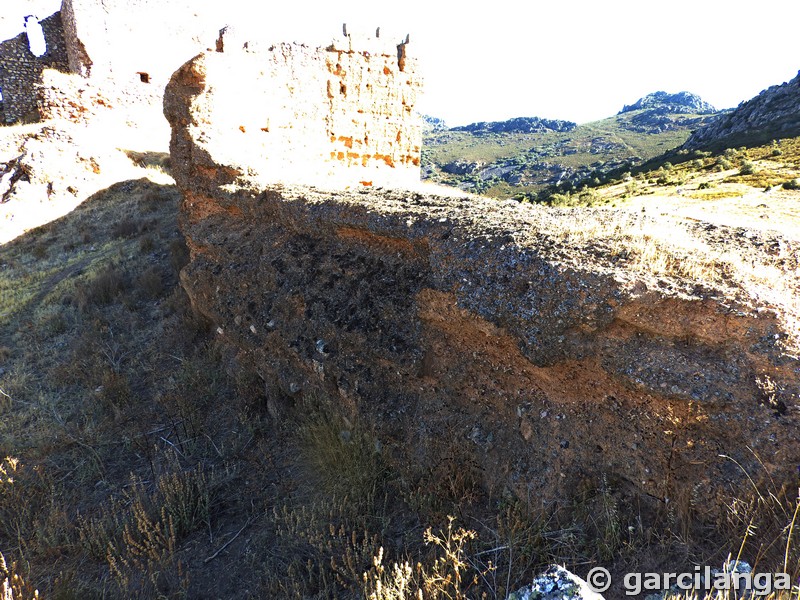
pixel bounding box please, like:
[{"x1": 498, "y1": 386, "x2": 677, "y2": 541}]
[
  {"x1": 166, "y1": 35, "x2": 421, "y2": 188},
  {"x1": 164, "y1": 43, "x2": 800, "y2": 523}
]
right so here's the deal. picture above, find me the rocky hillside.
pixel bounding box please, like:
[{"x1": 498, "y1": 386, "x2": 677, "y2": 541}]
[
  {"x1": 421, "y1": 114, "x2": 448, "y2": 133},
  {"x1": 451, "y1": 116, "x2": 576, "y2": 135},
  {"x1": 422, "y1": 92, "x2": 719, "y2": 198},
  {"x1": 615, "y1": 91, "x2": 718, "y2": 135},
  {"x1": 685, "y1": 70, "x2": 800, "y2": 149}
]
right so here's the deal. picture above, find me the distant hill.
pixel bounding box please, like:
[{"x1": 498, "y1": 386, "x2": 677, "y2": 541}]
[
  {"x1": 451, "y1": 116, "x2": 576, "y2": 135},
  {"x1": 684, "y1": 71, "x2": 800, "y2": 150},
  {"x1": 615, "y1": 91, "x2": 719, "y2": 135},
  {"x1": 422, "y1": 92, "x2": 719, "y2": 198}
]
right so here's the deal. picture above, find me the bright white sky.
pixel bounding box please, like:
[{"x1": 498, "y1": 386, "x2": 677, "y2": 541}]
[{"x1": 3, "y1": 0, "x2": 799, "y2": 125}]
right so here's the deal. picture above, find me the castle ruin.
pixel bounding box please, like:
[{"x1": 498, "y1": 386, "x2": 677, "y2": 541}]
[
  {"x1": 0, "y1": 11, "x2": 70, "y2": 123},
  {"x1": 0, "y1": 0, "x2": 221, "y2": 125},
  {"x1": 1, "y1": 1, "x2": 422, "y2": 187},
  {"x1": 166, "y1": 28, "x2": 421, "y2": 188}
]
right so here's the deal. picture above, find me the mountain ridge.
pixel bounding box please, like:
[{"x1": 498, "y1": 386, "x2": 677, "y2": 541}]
[
  {"x1": 684, "y1": 70, "x2": 800, "y2": 150},
  {"x1": 450, "y1": 115, "x2": 577, "y2": 135},
  {"x1": 422, "y1": 90, "x2": 720, "y2": 197}
]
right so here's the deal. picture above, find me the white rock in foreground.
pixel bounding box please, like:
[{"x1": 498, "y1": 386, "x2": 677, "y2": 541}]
[{"x1": 508, "y1": 565, "x2": 605, "y2": 600}]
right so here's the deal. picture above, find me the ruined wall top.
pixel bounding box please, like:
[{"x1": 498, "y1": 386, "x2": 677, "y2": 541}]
[
  {"x1": 61, "y1": 0, "x2": 220, "y2": 88},
  {"x1": 165, "y1": 27, "x2": 422, "y2": 190}
]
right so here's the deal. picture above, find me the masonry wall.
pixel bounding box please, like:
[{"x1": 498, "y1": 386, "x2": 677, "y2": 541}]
[
  {"x1": 0, "y1": 12, "x2": 69, "y2": 123},
  {"x1": 165, "y1": 38, "x2": 422, "y2": 189}
]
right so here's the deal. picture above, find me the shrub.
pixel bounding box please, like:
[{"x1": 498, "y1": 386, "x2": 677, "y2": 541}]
[
  {"x1": 31, "y1": 243, "x2": 48, "y2": 260},
  {"x1": 300, "y1": 413, "x2": 386, "y2": 500},
  {"x1": 75, "y1": 264, "x2": 127, "y2": 309},
  {"x1": 141, "y1": 188, "x2": 167, "y2": 212},
  {"x1": 362, "y1": 517, "x2": 477, "y2": 600},
  {"x1": 739, "y1": 160, "x2": 757, "y2": 175},
  {"x1": 139, "y1": 235, "x2": 155, "y2": 253},
  {"x1": 112, "y1": 218, "x2": 141, "y2": 239},
  {"x1": 716, "y1": 157, "x2": 733, "y2": 171},
  {"x1": 783, "y1": 178, "x2": 800, "y2": 190},
  {"x1": 1, "y1": 550, "x2": 39, "y2": 600},
  {"x1": 136, "y1": 266, "x2": 164, "y2": 299}
]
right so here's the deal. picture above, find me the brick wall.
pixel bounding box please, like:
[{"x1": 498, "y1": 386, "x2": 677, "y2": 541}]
[{"x1": 0, "y1": 12, "x2": 69, "y2": 123}]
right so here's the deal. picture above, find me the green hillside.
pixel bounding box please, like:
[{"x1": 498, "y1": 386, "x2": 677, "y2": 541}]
[{"x1": 423, "y1": 105, "x2": 718, "y2": 199}]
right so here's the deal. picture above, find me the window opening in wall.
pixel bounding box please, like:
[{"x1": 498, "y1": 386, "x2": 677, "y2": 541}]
[
  {"x1": 24, "y1": 15, "x2": 47, "y2": 57},
  {"x1": 137, "y1": 72, "x2": 150, "y2": 83}
]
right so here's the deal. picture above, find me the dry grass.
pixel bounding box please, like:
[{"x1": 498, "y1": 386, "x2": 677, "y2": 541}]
[{"x1": 1, "y1": 550, "x2": 40, "y2": 600}]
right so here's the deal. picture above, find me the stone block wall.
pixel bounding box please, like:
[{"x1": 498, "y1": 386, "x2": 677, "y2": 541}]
[
  {"x1": 37, "y1": 70, "x2": 117, "y2": 124},
  {"x1": 0, "y1": 12, "x2": 69, "y2": 123},
  {"x1": 166, "y1": 34, "x2": 422, "y2": 189}
]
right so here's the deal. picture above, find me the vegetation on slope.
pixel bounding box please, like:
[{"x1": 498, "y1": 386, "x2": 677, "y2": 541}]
[
  {"x1": 539, "y1": 134, "x2": 800, "y2": 209},
  {"x1": 422, "y1": 95, "x2": 720, "y2": 199}
]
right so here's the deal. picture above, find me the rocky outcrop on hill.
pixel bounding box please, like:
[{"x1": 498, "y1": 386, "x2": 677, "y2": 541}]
[
  {"x1": 421, "y1": 114, "x2": 448, "y2": 133},
  {"x1": 452, "y1": 116, "x2": 576, "y2": 134},
  {"x1": 165, "y1": 42, "x2": 800, "y2": 529},
  {"x1": 620, "y1": 91, "x2": 716, "y2": 115},
  {"x1": 684, "y1": 71, "x2": 800, "y2": 149},
  {"x1": 616, "y1": 91, "x2": 718, "y2": 134}
]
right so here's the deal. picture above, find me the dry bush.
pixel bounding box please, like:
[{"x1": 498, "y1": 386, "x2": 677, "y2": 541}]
[
  {"x1": 74, "y1": 264, "x2": 127, "y2": 310},
  {"x1": 266, "y1": 497, "x2": 385, "y2": 598},
  {"x1": 1, "y1": 551, "x2": 39, "y2": 600},
  {"x1": 141, "y1": 189, "x2": 162, "y2": 211},
  {"x1": 299, "y1": 412, "x2": 387, "y2": 501},
  {"x1": 362, "y1": 517, "x2": 478, "y2": 600},
  {"x1": 103, "y1": 463, "x2": 218, "y2": 598},
  {"x1": 30, "y1": 244, "x2": 47, "y2": 260},
  {"x1": 155, "y1": 352, "x2": 223, "y2": 452},
  {"x1": 111, "y1": 218, "x2": 141, "y2": 239},
  {"x1": 0, "y1": 455, "x2": 74, "y2": 569},
  {"x1": 136, "y1": 266, "x2": 164, "y2": 299},
  {"x1": 139, "y1": 235, "x2": 156, "y2": 253}
]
